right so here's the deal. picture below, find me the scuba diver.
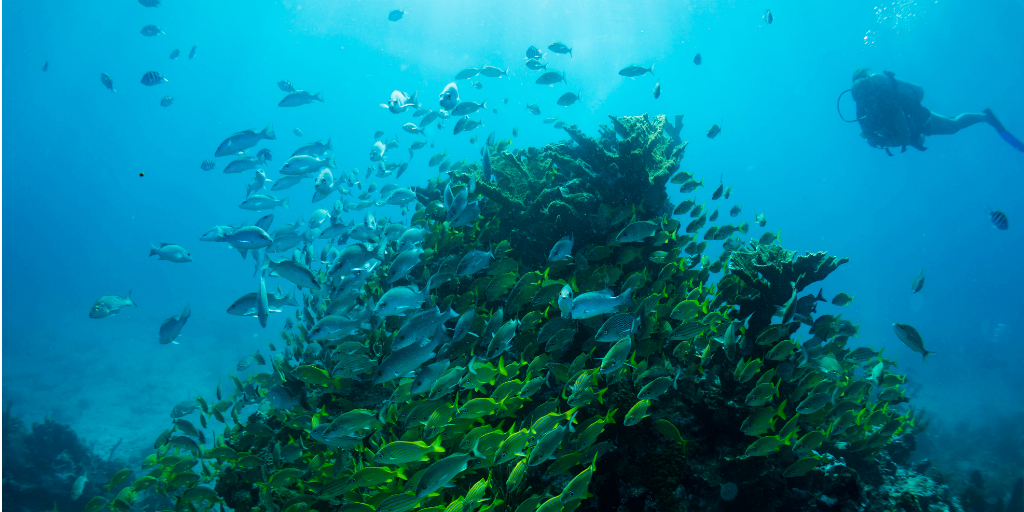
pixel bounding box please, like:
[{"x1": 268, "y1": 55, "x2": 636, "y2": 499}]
[{"x1": 840, "y1": 68, "x2": 1024, "y2": 155}]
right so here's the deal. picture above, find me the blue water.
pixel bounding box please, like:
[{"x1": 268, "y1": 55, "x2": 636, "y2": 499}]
[{"x1": 4, "y1": 0, "x2": 1023, "y2": 484}]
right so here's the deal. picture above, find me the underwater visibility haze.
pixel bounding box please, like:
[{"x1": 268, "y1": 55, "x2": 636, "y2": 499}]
[{"x1": 3, "y1": 0, "x2": 1024, "y2": 511}]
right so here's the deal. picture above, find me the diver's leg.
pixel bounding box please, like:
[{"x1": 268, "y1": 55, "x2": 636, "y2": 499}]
[{"x1": 922, "y1": 112, "x2": 989, "y2": 135}]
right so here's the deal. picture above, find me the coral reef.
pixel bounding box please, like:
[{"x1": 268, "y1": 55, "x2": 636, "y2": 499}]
[
  {"x1": 128, "y1": 116, "x2": 947, "y2": 512},
  {"x1": 2, "y1": 404, "x2": 126, "y2": 512},
  {"x1": 458, "y1": 114, "x2": 684, "y2": 268}
]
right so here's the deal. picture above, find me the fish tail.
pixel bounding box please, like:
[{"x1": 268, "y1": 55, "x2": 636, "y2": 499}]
[
  {"x1": 262, "y1": 123, "x2": 276, "y2": 140},
  {"x1": 315, "y1": 91, "x2": 324, "y2": 102},
  {"x1": 149, "y1": 244, "x2": 158, "y2": 257},
  {"x1": 649, "y1": 63, "x2": 655, "y2": 75},
  {"x1": 922, "y1": 350, "x2": 934, "y2": 363}
]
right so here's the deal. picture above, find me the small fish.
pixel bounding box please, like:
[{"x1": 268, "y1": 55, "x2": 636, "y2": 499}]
[
  {"x1": 277, "y1": 80, "x2": 296, "y2": 93},
  {"x1": 279, "y1": 90, "x2": 324, "y2": 107},
  {"x1": 138, "y1": 0, "x2": 160, "y2": 5},
  {"x1": 239, "y1": 194, "x2": 289, "y2": 211},
  {"x1": 188, "y1": 45, "x2": 197, "y2": 59},
  {"x1": 158, "y1": 304, "x2": 191, "y2": 345},
  {"x1": 557, "y1": 92, "x2": 580, "y2": 106},
  {"x1": 527, "y1": 45, "x2": 545, "y2": 59},
  {"x1": 911, "y1": 268, "x2": 925, "y2": 293},
  {"x1": 100, "y1": 73, "x2": 116, "y2": 92},
  {"x1": 140, "y1": 71, "x2": 167, "y2": 86},
  {"x1": 416, "y1": 453, "x2": 475, "y2": 498},
  {"x1": 618, "y1": 64, "x2": 654, "y2": 77},
  {"x1": 763, "y1": 9, "x2": 774, "y2": 24},
  {"x1": 989, "y1": 209, "x2": 1009, "y2": 230},
  {"x1": 382, "y1": 90, "x2": 419, "y2": 113},
  {"x1": 140, "y1": 25, "x2": 164, "y2": 36},
  {"x1": 570, "y1": 288, "x2": 632, "y2": 320},
  {"x1": 169, "y1": 48, "x2": 180, "y2": 59},
  {"x1": 548, "y1": 42, "x2": 572, "y2": 57},
  {"x1": 893, "y1": 323, "x2": 934, "y2": 361},
  {"x1": 557, "y1": 285, "x2": 573, "y2": 318},
  {"x1": 707, "y1": 124, "x2": 721, "y2": 138},
  {"x1": 457, "y1": 250, "x2": 494, "y2": 276},
  {"x1": 623, "y1": 399, "x2": 651, "y2": 426},
  {"x1": 784, "y1": 457, "x2": 823, "y2": 478},
  {"x1": 525, "y1": 58, "x2": 547, "y2": 70},
  {"x1": 832, "y1": 292, "x2": 854, "y2": 306},
  {"x1": 293, "y1": 127, "x2": 303, "y2": 137},
  {"x1": 149, "y1": 243, "x2": 191, "y2": 262},
  {"x1": 535, "y1": 71, "x2": 566, "y2": 85},
  {"x1": 653, "y1": 81, "x2": 661, "y2": 99},
  {"x1": 159, "y1": 96, "x2": 174, "y2": 107},
  {"x1": 693, "y1": 53, "x2": 702, "y2": 65},
  {"x1": 89, "y1": 292, "x2": 137, "y2": 319},
  {"x1": 480, "y1": 65, "x2": 509, "y2": 78},
  {"x1": 374, "y1": 438, "x2": 445, "y2": 464},
  {"x1": 595, "y1": 314, "x2": 640, "y2": 342},
  {"x1": 548, "y1": 234, "x2": 574, "y2": 261},
  {"x1": 451, "y1": 100, "x2": 487, "y2": 117},
  {"x1": 615, "y1": 220, "x2": 659, "y2": 243},
  {"x1": 526, "y1": 103, "x2": 542, "y2": 115},
  {"x1": 729, "y1": 205, "x2": 742, "y2": 217},
  {"x1": 388, "y1": 9, "x2": 405, "y2": 21},
  {"x1": 71, "y1": 474, "x2": 88, "y2": 500},
  {"x1": 215, "y1": 124, "x2": 275, "y2": 157},
  {"x1": 455, "y1": 68, "x2": 481, "y2": 80},
  {"x1": 200, "y1": 160, "x2": 216, "y2": 171}
]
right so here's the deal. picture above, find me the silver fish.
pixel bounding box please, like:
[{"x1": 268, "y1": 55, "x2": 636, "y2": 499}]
[
  {"x1": 149, "y1": 243, "x2": 192, "y2": 263},
  {"x1": 215, "y1": 124, "x2": 275, "y2": 157},
  {"x1": 279, "y1": 90, "x2": 324, "y2": 107},
  {"x1": 570, "y1": 288, "x2": 633, "y2": 320},
  {"x1": 548, "y1": 234, "x2": 574, "y2": 261}
]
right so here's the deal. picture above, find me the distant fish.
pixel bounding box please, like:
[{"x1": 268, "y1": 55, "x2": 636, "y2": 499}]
[
  {"x1": 557, "y1": 92, "x2": 580, "y2": 106},
  {"x1": 100, "y1": 73, "x2": 116, "y2": 92},
  {"x1": 388, "y1": 9, "x2": 405, "y2": 21},
  {"x1": 479, "y1": 65, "x2": 508, "y2": 78},
  {"x1": 892, "y1": 323, "x2": 933, "y2": 361},
  {"x1": 653, "y1": 81, "x2": 661, "y2": 99},
  {"x1": 279, "y1": 90, "x2": 323, "y2": 107},
  {"x1": 536, "y1": 71, "x2": 566, "y2": 85},
  {"x1": 694, "y1": 53, "x2": 702, "y2": 65},
  {"x1": 988, "y1": 208, "x2": 1009, "y2": 230},
  {"x1": 240, "y1": 194, "x2": 289, "y2": 211},
  {"x1": 525, "y1": 58, "x2": 547, "y2": 71},
  {"x1": 188, "y1": 45, "x2": 197, "y2": 59},
  {"x1": 472, "y1": 81, "x2": 483, "y2": 90},
  {"x1": 619, "y1": 64, "x2": 654, "y2": 77},
  {"x1": 215, "y1": 124, "x2": 275, "y2": 157},
  {"x1": 200, "y1": 160, "x2": 216, "y2": 171},
  {"x1": 138, "y1": 0, "x2": 160, "y2": 6},
  {"x1": 150, "y1": 243, "x2": 192, "y2": 262},
  {"x1": 89, "y1": 292, "x2": 137, "y2": 319},
  {"x1": 402, "y1": 123, "x2": 426, "y2": 136},
  {"x1": 451, "y1": 100, "x2": 486, "y2": 117},
  {"x1": 729, "y1": 205, "x2": 742, "y2": 217},
  {"x1": 140, "y1": 71, "x2": 167, "y2": 86},
  {"x1": 526, "y1": 45, "x2": 544, "y2": 59},
  {"x1": 42, "y1": 61, "x2": 49, "y2": 72},
  {"x1": 293, "y1": 127, "x2": 303, "y2": 137},
  {"x1": 707, "y1": 123, "x2": 721, "y2": 139},
  {"x1": 140, "y1": 25, "x2": 164, "y2": 36},
  {"x1": 548, "y1": 42, "x2": 572, "y2": 57},
  {"x1": 277, "y1": 80, "x2": 296, "y2": 93},
  {"x1": 257, "y1": 148, "x2": 273, "y2": 162},
  {"x1": 548, "y1": 234, "x2": 574, "y2": 261},
  {"x1": 160, "y1": 96, "x2": 174, "y2": 107},
  {"x1": 526, "y1": 103, "x2": 541, "y2": 115},
  {"x1": 169, "y1": 48, "x2": 180, "y2": 59},
  {"x1": 455, "y1": 68, "x2": 480, "y2": 80},
  {"x1": 374, "y1": 130, "x2": 385, "y2": 139},
  {"x1": 763, "y1": 9, "x2": 774, "y2": 24},
  {"x1": 910, "y1": 268, "x2": 925, "y2": 293},
  {"x1": 159, "y1": 305, "x2": 191, "y2": 345}
]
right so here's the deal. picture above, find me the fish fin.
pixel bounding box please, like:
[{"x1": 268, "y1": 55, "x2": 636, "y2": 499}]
[
  {"x1": 282, "y1": 197, "x2": 290, "y2": 209},
  {"x1": 263, "y1": 123, "x2": 275, "y2": 140},
  {"x1": 315, "y1": 92, "x2": 324, "y2": 102}
]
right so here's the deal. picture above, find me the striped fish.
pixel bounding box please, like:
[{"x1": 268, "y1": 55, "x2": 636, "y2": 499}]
[
  {"x1": 140, "y1": 71, "x2": 167, "y2": 86},
  {"x1": 989, "y1": 209, "x2": 1009, "y2": 230}
]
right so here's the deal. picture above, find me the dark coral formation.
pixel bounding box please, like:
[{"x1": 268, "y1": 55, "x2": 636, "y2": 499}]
[
  {"x1": 2, "y1": 405, "x2": 124, "y2": 512},
  {"x1": 461, "y1": 114, "x2": 684, "y2": 268}
]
